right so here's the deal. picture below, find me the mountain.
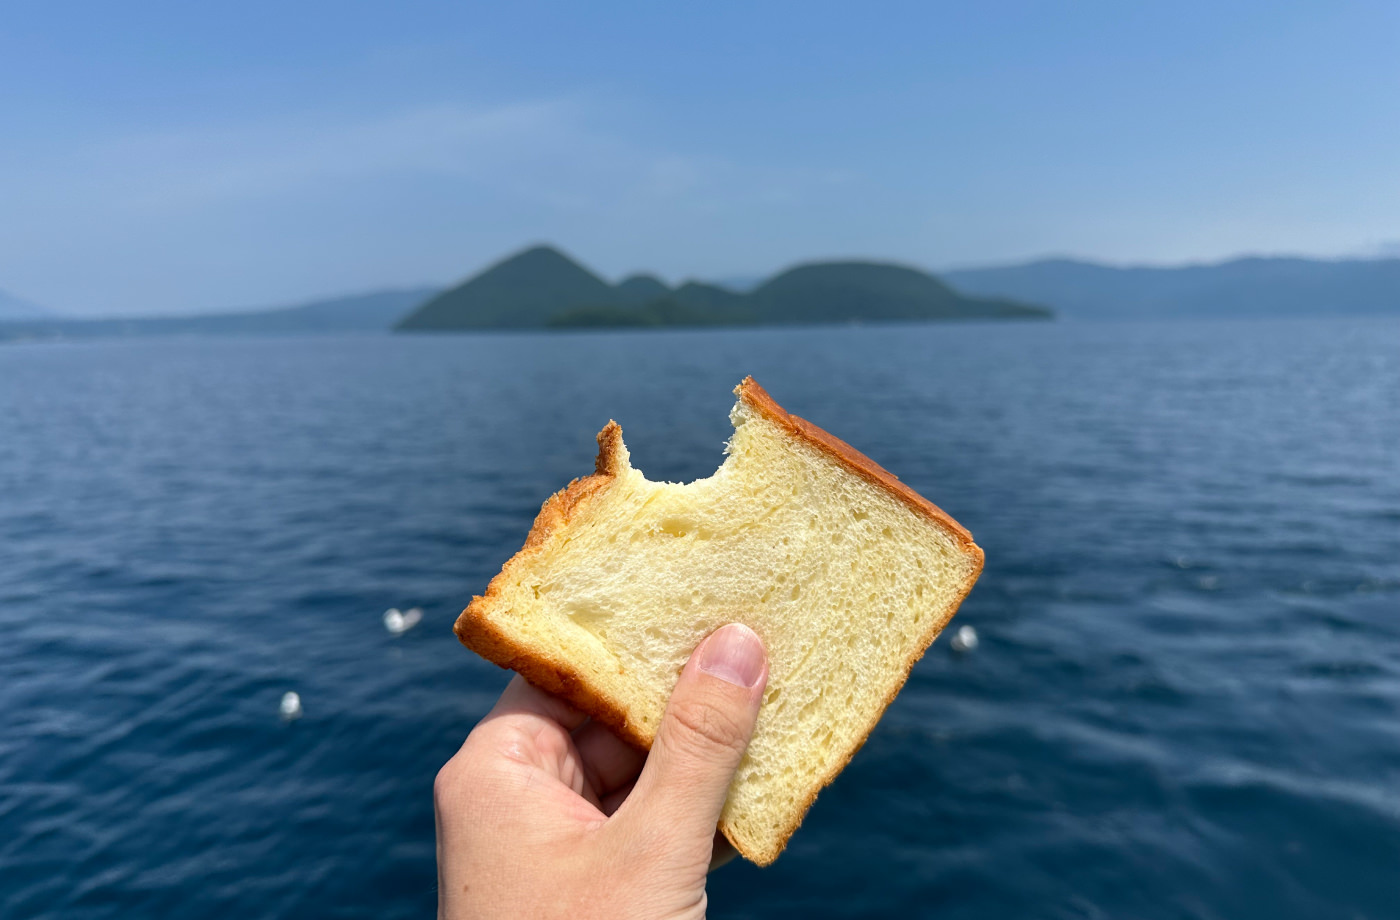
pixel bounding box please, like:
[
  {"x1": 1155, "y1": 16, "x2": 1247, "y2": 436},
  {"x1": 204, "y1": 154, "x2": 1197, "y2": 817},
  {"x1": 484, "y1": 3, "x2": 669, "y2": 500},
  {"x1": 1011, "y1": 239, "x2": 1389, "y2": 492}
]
[
  {"x1": 751, "y1": 261, "x2": 1049, "y2": 324},
  {"x1": 396, "y1": 246, "x2": 615, "y2": 330},
  {"x1": 672, "y1": 281, "x2": 753, "y2": 317},
  {"x1": 398, "y1": 245, "x2": 1049, "y2": 331},
  {"x1": 545, "y1": 277, "x2": 757, "y2": 328},
  {"x1": 614, "y1": 274, "x2": 672, "y2": 306},
  {"x1": 712, "y1": 274, "x2": 764, "y2": 293},
  {"x1": 0, "y1": 288, "x2": 54, "y2": 319},
  {"x1": 0, "y1": 288, "x2": 436, "y2": 343},
  {"x1": 2, "y1": 245, "x2": 1058, "y2": 345},
  {"x1": 944, "y1": 256, "x2": 1400, "y2": 320}
]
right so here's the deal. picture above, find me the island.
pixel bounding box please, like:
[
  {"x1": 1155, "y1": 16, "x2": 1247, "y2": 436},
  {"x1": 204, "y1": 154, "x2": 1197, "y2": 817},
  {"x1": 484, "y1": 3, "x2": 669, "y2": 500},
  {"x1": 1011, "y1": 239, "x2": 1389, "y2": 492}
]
[{"x1": 394, "y1": 246, "x2": 1051, "y2": 331}]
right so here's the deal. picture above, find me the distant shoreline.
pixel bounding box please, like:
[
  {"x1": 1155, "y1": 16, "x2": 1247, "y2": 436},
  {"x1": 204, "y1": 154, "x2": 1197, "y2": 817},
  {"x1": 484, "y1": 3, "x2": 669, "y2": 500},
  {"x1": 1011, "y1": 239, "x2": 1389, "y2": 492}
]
[
  {"x1": 0, "y1": 312, "x2": 1054, "y2": 345},
  {"x1": 9, "y1": 245, "x2": 1398, "y2": 344}
]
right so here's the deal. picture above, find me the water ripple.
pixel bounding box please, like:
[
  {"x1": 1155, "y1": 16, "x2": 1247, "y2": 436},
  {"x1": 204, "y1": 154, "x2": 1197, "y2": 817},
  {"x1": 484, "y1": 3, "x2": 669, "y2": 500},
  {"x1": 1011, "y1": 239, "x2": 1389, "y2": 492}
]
[{"x1": 2, "y1": 319, "x2": 1398, "y2": 919}]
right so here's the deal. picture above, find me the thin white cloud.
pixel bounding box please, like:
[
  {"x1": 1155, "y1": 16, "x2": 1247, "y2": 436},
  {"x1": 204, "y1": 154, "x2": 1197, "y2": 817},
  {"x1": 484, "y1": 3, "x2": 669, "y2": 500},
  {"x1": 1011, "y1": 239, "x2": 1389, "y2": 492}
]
[
  {"x1": 0, "y1": 96, "x2": 869, "y2": 312},
  {"x1": 39, "y1": 100, "x2": 594, "y2": 211},
  {"x1": 7, "y1": 97, "x2": 851, "y2": 216}
]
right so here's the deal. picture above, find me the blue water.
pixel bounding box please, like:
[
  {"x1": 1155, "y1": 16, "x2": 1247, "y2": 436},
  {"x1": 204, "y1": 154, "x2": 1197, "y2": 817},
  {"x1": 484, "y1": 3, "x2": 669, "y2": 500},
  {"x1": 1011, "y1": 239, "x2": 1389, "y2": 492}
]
[{"x1": 2, "y1": 320, "x2": 1398, "y2": 919}]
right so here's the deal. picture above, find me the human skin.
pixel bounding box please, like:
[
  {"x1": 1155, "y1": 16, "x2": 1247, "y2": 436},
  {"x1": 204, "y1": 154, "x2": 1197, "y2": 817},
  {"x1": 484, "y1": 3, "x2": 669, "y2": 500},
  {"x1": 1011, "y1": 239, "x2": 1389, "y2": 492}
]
[{"x1": 434, "y1": 623, "x2": 769, "y2": 920}]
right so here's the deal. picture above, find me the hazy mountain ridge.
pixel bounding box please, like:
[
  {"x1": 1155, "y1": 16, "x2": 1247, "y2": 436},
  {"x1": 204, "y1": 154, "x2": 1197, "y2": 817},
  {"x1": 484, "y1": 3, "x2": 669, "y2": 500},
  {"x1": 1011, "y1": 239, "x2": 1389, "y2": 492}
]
[
  {"x1": 944, "y1": 256, "x2": 1400, "y2": 320},
  {"x1": 0, "y1": 289, "x2": 437, "y2": 343},
  {"x1": 396, "y1": 246, "x2": 1049, "y2": 330},
  {"x1": 0, "y1": 289, "x2": 54, "y2": 320},
  {"x1": 7, "y1": 250, "x2": 1394, "y2": 345}
]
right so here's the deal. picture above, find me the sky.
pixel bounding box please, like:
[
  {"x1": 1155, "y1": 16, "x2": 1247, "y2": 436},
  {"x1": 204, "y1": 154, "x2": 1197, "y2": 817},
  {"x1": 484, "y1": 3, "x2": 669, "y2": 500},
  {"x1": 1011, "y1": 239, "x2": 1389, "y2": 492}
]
[{"x1": 1, "y1": 1, "x2": 1398, "y2": 316}]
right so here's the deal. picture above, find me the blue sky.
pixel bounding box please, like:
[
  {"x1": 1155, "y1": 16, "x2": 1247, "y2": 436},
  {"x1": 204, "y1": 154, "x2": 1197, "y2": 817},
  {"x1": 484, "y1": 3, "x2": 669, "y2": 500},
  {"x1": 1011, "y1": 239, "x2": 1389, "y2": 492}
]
[{"x1": 2, "y1": 0, "x2": 1397, "y2": 315}]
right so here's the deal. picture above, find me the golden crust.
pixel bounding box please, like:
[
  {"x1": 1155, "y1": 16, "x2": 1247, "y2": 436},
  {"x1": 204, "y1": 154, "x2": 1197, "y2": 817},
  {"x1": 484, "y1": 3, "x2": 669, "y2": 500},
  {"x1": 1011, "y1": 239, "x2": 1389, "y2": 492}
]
[
  {"x1": 452, "y1": 380, "x2": 984, "y2": 865},
  {"x1": 454, "y1": 420, "x2": 652, "y2": 749},
  {"x1": 749, "y1": 529, "x2": 982, "y2": 864},
  {"x1": 453, "y1": 606, "x2": 651, "y2": 749},
  {"x1": 735, "y1": 376, "x2": 979, "y2": 550}
]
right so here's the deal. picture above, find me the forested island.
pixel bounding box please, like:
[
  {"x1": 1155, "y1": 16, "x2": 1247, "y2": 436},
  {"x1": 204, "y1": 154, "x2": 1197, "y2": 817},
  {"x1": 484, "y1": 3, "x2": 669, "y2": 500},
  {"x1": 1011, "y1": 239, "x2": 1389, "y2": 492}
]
[
  {"x1": 13, "y1": 244, "x2": 1400, "y2": 344},
  {"x1": 394, "y1": 246, "x2": 1050, "y2": 331}
]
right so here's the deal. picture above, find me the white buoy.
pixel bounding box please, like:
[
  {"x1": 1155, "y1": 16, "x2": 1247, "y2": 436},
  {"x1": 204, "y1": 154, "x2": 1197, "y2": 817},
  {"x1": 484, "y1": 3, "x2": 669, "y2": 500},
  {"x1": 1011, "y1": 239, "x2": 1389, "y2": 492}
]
[
  {"x1": 384, "y1": 607, "x2": 423, "y2": 636},
  {"x1": 279, "y1": 691, "x2": 303, "y2": 721},
  {"x1": 949, "y1": 624, "x2": 979, "y2": 653}
]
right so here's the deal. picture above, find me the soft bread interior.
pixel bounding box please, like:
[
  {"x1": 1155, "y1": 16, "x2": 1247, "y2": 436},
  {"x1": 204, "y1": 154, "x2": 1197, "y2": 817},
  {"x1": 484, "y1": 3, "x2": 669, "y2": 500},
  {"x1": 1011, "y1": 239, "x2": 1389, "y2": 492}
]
[{"x1": 466, "y1": 390, "x2": 982, "y2": 864}]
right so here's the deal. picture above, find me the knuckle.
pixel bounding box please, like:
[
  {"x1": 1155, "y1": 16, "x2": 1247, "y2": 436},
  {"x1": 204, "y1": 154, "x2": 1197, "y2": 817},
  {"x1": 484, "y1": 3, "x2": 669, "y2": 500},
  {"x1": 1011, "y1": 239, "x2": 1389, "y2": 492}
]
[
  {"x1": 667, "y1": 695, "x2": 750, "y2": 757},
  {"x1": 434, "y1": 741, "x2": 484, "y2": 811},
  {"x1": 433, "y1": 754, "x2": 466, "y2": 806}
]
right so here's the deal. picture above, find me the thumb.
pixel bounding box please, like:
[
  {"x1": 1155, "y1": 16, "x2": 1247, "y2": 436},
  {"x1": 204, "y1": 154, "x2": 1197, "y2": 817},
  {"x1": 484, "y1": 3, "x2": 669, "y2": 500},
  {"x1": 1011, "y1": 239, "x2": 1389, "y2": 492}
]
[{"x1": 613, "y1": 624, "x2": 767, "y2": 854}]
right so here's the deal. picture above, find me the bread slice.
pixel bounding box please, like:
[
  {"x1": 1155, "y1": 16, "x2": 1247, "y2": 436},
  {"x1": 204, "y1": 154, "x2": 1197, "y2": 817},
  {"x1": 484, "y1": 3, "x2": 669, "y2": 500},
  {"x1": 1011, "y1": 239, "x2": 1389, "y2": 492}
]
[{"x1": 455, "y1": 377, "x2": 984, "y2": 864}]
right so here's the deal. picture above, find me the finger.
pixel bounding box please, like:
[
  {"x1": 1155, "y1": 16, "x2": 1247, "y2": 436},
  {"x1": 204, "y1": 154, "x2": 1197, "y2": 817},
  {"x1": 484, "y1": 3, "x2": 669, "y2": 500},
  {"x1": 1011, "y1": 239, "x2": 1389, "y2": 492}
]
[
  {"x1": 572, "y1": 720, "x2": 646, "y2": 795},
  {"x1": 488, "y1": 674, "x2": 589, "y2": 731},
  {"x1": 600, "y1": 779, "x2": 636, "y2": 817},
  {"x1": 709, "y1": 832, "x2": 738, "y2": 872},
  {"x1": 610, "y1": 624, "x2": 767, "y2": 851}
]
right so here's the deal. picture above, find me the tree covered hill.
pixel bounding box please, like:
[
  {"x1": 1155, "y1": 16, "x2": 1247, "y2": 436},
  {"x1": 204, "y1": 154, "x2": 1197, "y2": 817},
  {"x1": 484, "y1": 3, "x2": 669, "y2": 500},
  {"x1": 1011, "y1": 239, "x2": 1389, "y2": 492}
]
[{"x1": 395, "y1": 246, "x2": 1050, "y2": 330}]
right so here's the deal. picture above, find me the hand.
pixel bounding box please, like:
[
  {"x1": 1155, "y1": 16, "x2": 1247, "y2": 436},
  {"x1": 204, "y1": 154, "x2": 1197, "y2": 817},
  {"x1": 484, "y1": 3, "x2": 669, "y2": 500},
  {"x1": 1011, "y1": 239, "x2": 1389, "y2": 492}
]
[{"x1": 434, "y1": 623, "x2": 769, "y2": 920}]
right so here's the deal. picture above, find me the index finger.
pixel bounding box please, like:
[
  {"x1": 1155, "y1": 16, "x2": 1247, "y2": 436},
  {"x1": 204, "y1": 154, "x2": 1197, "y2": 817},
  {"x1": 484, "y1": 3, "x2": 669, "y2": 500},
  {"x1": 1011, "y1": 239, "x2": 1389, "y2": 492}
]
[{"x1": 487, "y1": 674, "x2": 590, "y2": 732}]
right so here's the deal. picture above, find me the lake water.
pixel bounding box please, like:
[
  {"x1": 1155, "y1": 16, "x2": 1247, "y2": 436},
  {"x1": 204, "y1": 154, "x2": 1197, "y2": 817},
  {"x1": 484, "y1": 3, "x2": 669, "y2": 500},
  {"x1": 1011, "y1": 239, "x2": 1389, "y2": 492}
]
[{"x1": 2, "y1": 319, "x2": 1398, "y2": 919}]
